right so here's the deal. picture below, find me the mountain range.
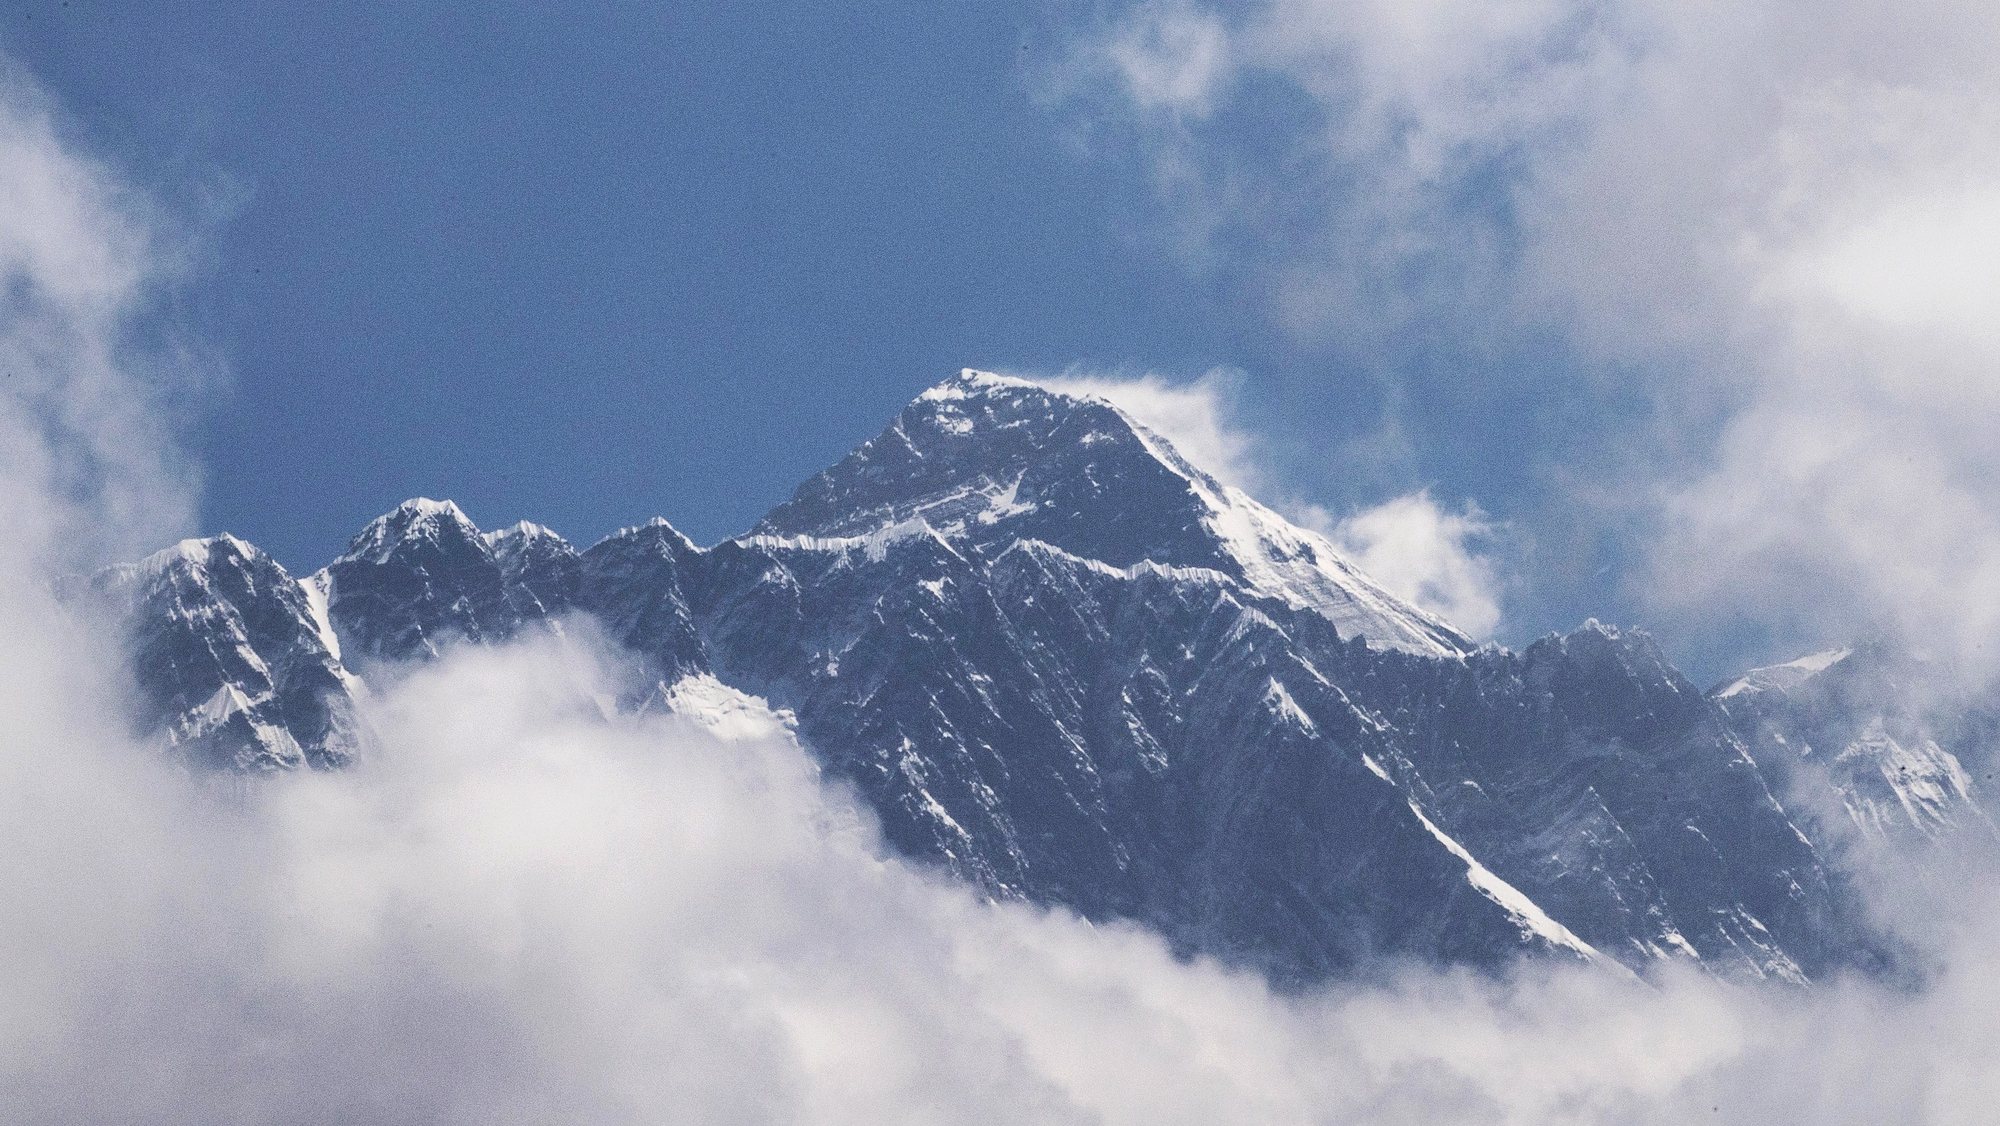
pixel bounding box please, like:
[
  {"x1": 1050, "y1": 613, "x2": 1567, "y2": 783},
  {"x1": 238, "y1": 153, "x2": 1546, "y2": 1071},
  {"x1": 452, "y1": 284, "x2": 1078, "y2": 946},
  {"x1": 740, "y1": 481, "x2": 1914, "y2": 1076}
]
[{"x1": 73, "y1": 369, "x2": 1995, "y2": 986}]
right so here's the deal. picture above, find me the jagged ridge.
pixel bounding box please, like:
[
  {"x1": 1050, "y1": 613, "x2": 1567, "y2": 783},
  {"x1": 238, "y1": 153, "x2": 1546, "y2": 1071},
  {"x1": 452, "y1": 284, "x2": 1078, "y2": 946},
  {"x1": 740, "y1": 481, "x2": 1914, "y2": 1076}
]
[{"x1": 76, "y1": 369, "x2": 1901, "y2": 985}]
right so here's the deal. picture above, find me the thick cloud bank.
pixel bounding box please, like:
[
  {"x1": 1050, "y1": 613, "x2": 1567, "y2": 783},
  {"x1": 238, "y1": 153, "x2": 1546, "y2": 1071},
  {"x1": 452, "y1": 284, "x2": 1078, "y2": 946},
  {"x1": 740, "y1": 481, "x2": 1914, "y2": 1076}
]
[{"x1": 11, "y1": 622, "x2": 2000, "y2": 1125}]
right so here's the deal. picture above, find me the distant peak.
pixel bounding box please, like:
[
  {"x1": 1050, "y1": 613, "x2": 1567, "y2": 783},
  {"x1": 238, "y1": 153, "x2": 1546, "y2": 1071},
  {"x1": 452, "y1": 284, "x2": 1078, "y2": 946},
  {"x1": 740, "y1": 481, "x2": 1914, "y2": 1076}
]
[
  {"x1": 587, "y1": 516, "x2": 698, "y2": 557},
  {"x1": 756, "y1": 367, "x2": 1161, "y2": 545},
  {"x1": 903, "y1": 367, "x2": 1213, "y2": 484},
  {"x1": 1530, "y1": 620, "x2": 1676, "y2": 673},
  {"x1": 482, "y1": 519, "x2": 562, "y2": 545},
  {"x1": 129, "y1": 532, "x2": 257, "y2": 576},
  {"x1": 751, "y1": 368, "x2": 1470, "y2": 657},
  {"x1": 1550, "y1": 619, "x2": 1643, "y2": 648},
  {"x1": 388, "y1": 496, "x2": 469, "y2": 522},
  {"x1": 78, "y1": 534, "x2": 279, "y2": 606},
  {"x1": 482, "y1": 520, "x2": 573, "y2": 561},
  {"x1": 340, "y1": 497, "x2": 482, "y2": 564}
]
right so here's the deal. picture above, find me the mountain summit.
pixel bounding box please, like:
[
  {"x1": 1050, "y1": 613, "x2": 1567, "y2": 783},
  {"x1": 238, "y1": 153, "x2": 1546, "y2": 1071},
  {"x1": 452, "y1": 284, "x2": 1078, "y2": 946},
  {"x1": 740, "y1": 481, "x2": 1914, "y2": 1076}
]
[
  {"x1": 79, "y1": 369, "x2": 1896, "y2": 985},
  {"x1": 758, "y1": 369, "x2": 1469, "y2": 657}
]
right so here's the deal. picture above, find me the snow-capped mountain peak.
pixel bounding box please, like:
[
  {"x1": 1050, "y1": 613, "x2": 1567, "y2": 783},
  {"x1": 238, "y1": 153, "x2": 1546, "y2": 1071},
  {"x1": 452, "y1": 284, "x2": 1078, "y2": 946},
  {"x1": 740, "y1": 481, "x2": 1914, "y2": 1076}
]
[
  {"x1": 916, "y1": 366, "x2": 1047, "y2": 402},
  {"x1": 336, "y1": 496, "x2": 483, "y2": 567},
  {"x1": 317, "y1": 498, "x2": 580, "y2": 666},
  {"x1": 77, "y1": 532, "x2": 363, "y2": 772},
  {"x1": 102, "y1": 533, "x2": 262, "y2": 591},
  {"x1": 757, "y1": 369, "x2": 1468, "y2": 656},
  {"x1": 483, "y1": 521, "x2": 575, "y2": 584},
  {"x1": 483, "y1": 519, "x2": 562, "y2": 549}
]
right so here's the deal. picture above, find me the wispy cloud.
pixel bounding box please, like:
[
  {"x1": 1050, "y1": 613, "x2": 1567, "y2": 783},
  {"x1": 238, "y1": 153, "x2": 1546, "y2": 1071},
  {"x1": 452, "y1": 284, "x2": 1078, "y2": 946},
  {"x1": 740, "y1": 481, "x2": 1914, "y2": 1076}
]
[
  {"x1": 1040, "y1": 367, "x2": 1262, "y2": 489},
  {"x1": 1038, "y1": 367, "x2": 1508, "y2": 637},
  {"x1": 0, "y1": 59, "x2": 203, "y2": 571},
  {"x1": 1311, "y1": 490, "x2": 1506, "y2": 639},
  {"x1": 1096, "y1": 1, "x2": 1233, "y2": 116},
  {"x1": 1051, "y1": 0, "x2": 2000, "y2": 676}
]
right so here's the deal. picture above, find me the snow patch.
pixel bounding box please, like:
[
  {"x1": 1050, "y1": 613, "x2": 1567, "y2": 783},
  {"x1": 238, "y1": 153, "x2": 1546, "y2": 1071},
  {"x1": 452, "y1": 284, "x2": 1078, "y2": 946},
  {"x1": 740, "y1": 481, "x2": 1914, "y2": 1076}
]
[
  {"x1": 1263, "y1": 679, "x2": 1317, "y2": 733},
  {"x1": 1406, "y1": 798, "x2": 1607, "y2": 963},
  {"x1": 735, "y1": 517, "x2": 962, "y2": 565},
  {"x1": 916, "y1": 368, "x2": 1044, "y2": 402},
  {"x1": 659, "y1": 674, "x2": 797, "y2": 743},
  {"x1": 1714, "y1": 648, "x2": 1853, "y2": 699}
]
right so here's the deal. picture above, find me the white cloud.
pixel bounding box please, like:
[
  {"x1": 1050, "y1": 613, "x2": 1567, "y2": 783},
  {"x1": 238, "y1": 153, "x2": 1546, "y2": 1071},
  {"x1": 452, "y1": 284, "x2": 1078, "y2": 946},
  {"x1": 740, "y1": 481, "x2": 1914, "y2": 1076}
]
[
  {"x1": 1787, "y1": 186, "x2": 2000, "y2": 342},
  {"x1": 1098, "y1": 1, "x2": 1233, "y2": 115},
  {"x1": 0, "y1": 60, "x2": 200, "y2": 572},
  {"x1": 12, "y1": 619, "x2": 2000, "y2": 1122},
  {"x1": 1056, "y1": 0, "x2": 2000, "y2": 675},
  {"x1": 1316, "y1": 491, "x2": 1505, "y2": 639},
  {"x1": 1039, "y1": 367, "x2": 1260, "y2": 488}
]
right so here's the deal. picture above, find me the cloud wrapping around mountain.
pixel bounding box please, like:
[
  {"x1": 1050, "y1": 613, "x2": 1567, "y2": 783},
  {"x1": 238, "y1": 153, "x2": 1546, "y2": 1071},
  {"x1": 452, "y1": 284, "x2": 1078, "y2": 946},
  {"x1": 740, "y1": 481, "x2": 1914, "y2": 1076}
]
[
  {"x1": 7, "y1": 598, "x2": 2000, "y2": 1123},
  {"x1": 1042, "y1": 368, "x2": 1264, "y2": 491},
  {"x1": 10, "y1": 44, "x2": 2000, "y2": 1126},
  {"x1": 0, "y1": 621, "x2": 1796, "y2": 1122}
]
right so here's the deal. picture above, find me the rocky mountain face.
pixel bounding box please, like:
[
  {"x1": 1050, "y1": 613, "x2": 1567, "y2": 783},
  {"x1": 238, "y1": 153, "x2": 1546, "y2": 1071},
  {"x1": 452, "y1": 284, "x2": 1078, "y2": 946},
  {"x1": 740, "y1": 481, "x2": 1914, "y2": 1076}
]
[
  {"x1": 75, "y1": 535, "x2": 363, "y2": 772},
  {"x1": 79, "y1": 369, "x2": 1896, "y2": 985}
]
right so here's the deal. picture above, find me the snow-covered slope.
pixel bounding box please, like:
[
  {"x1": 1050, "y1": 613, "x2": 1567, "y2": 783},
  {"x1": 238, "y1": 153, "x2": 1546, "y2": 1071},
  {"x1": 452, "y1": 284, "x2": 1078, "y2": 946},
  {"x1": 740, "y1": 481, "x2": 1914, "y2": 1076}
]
[
  {"x1": 1714, "y1": 649, "x2": 1853, "y2": 701},
  {"x1": 81, "y1": 369, "x2": 1892, "y2": 985}
]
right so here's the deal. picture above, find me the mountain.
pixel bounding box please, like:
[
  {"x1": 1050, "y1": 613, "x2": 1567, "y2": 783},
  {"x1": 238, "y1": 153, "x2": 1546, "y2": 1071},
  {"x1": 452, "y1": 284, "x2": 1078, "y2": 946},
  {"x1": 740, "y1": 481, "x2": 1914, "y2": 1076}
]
[
  {"x1": 72, "y1": 535, "x2": 362, "y2": 772},
  {"x1": 757, "y1": 371, "x2": 1470, "y2": 658},
  {"x1": 1714, "y1": 643, "x2": 2000, "y2": 846},
  {"x1": 79, "y1": 369, "x2": 1888, "y2": 985},
  {"x1": 319, "y1": 498, "x2": 578, "y2": 668}
]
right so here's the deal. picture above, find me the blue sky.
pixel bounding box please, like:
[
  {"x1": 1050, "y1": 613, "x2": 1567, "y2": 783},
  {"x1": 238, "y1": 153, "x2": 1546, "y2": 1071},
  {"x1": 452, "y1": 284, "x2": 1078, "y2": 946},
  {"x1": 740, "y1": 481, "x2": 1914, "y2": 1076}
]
[
  {"x1": 12, "y1": 1, "x2": 1999, "y2": 683},
  {"x1": 4, "y1": 3, "x2": 1270, "y2": 550}
]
